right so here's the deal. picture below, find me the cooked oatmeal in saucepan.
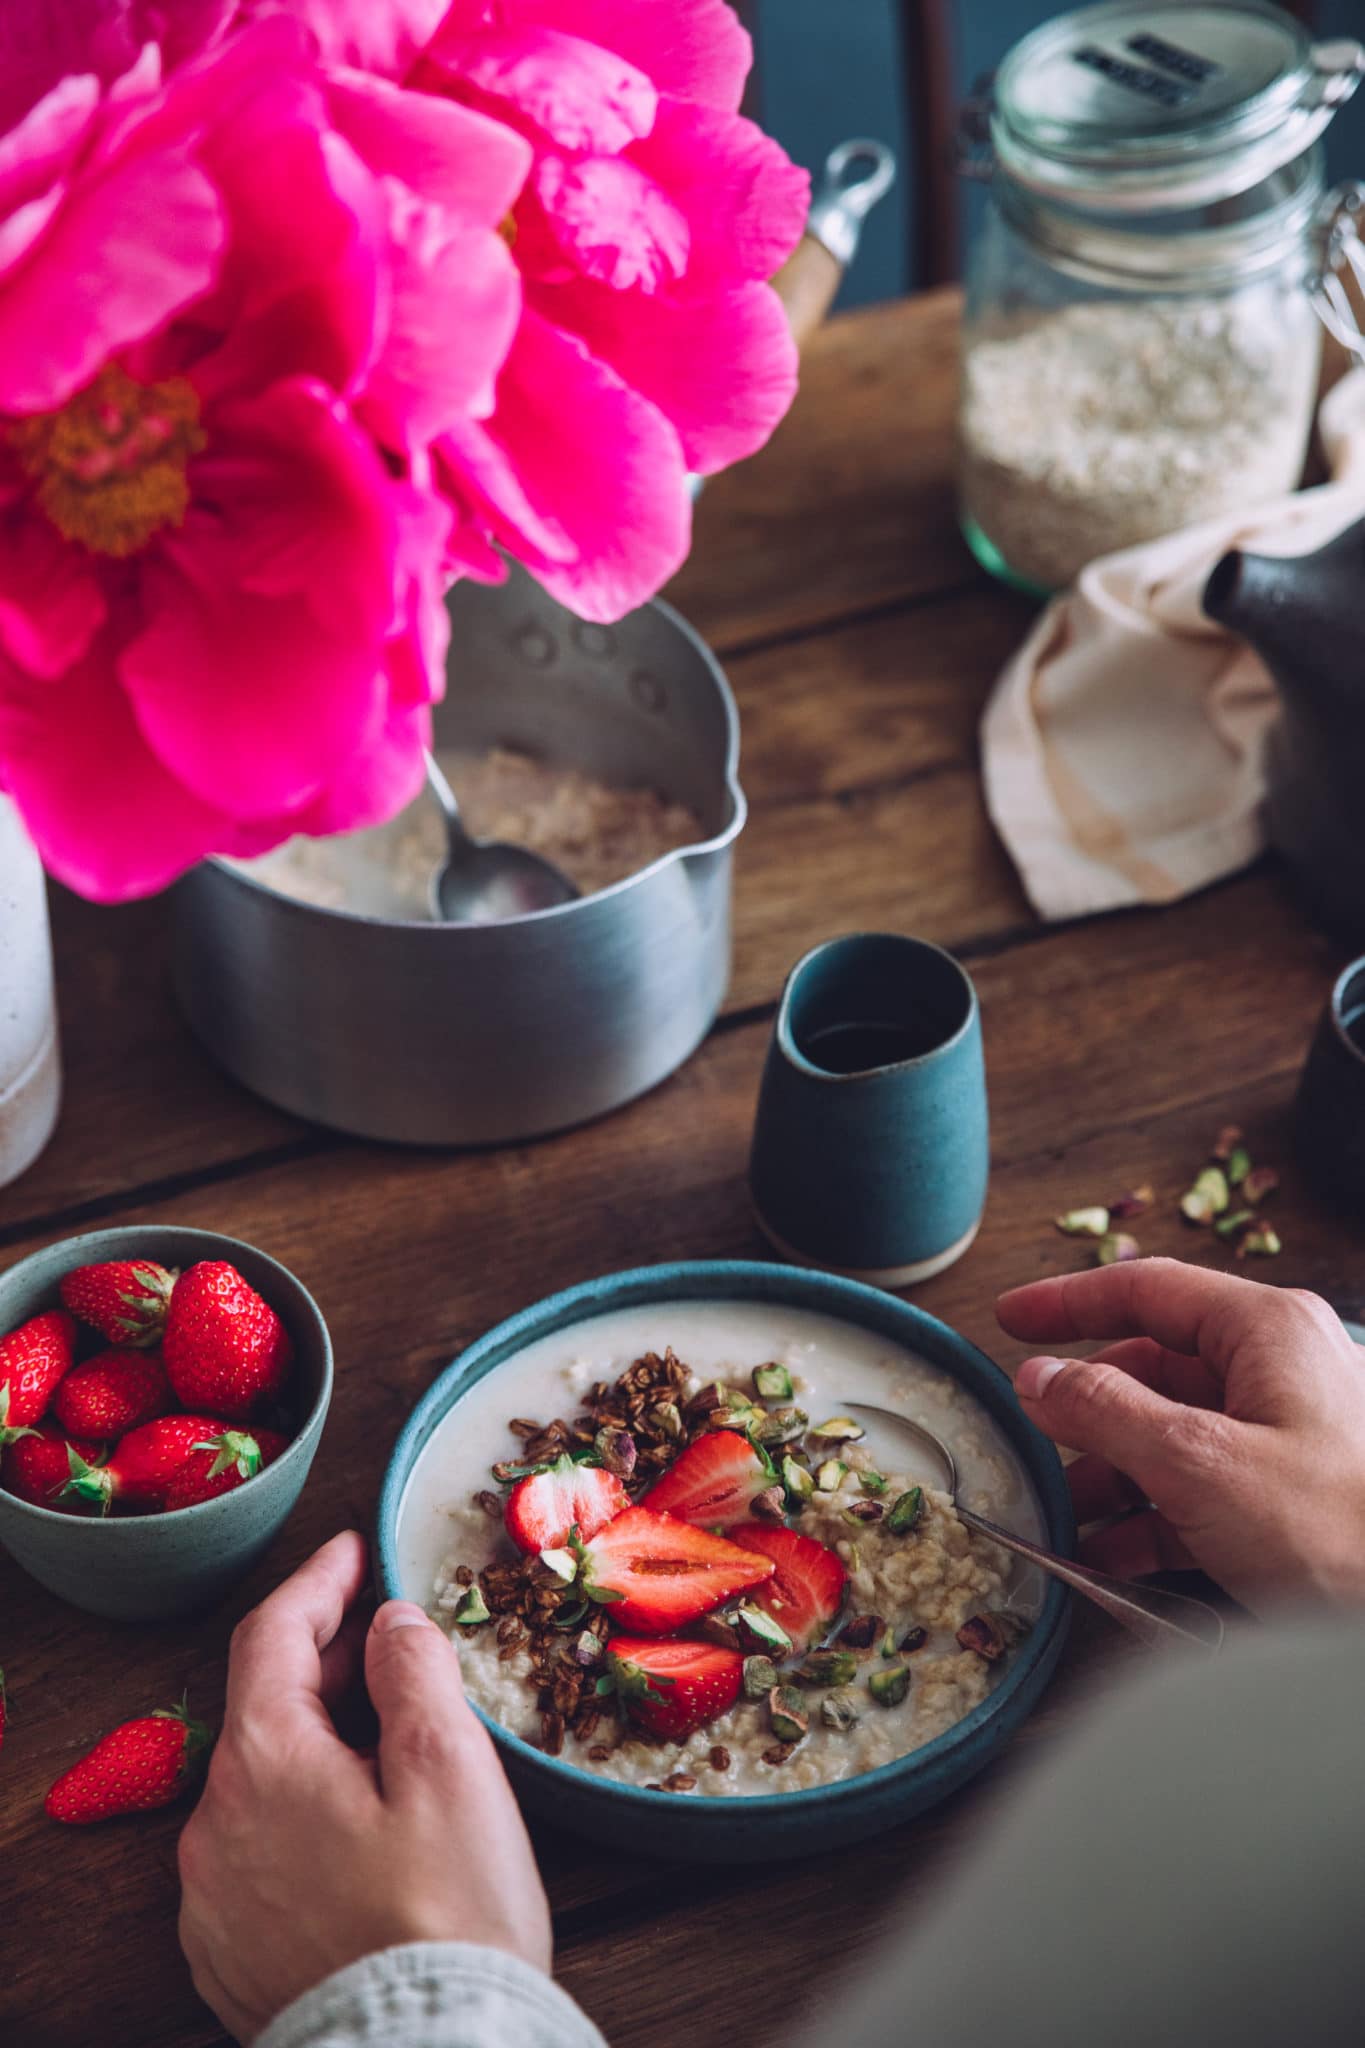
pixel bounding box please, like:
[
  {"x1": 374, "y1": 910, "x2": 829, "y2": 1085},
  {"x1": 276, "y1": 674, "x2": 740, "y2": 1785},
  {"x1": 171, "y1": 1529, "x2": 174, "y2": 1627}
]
[{"x1": 420, "y1": 1304, "x2": 1044, "y2": 1798}]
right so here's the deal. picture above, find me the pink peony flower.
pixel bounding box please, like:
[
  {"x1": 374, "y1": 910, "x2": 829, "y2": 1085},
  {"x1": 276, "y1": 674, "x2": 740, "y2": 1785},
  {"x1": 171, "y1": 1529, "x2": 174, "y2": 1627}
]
[{"x1": 0, "y1": 15, "x2": 529, "y2": 899}]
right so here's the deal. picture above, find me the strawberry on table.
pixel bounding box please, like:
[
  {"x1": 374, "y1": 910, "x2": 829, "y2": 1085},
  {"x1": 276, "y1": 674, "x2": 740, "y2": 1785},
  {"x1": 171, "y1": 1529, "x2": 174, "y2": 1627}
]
[
  {"x1": 0, "y1": 1310, "x2": 76, "y2": 1445},
  {"x1": 163, "y1": 1262, "x2": 293, "y2": 1421},
  {"x1": 577, "y1": 1506, "x2": 775, "y2": 1633},
  {"x1": 644, "y1": 1430, "x2": 775, "y2": 1528},
  {"x1": 45, "y1": 1701, "x2": 212, "y2": 1824},
  {"x1": 505, "y1": 1453, "x2": 628, "y2": 1553},
  {"x1": 3, "y1": 1425, "x2": 105, "y2": 1512},
  {"x1": 162, "y1": 1428, "x2": 289, "y2": 1511},
  {"x1": 61, "y1": 1413, "x2": 230, "y2": 1514},
  {"x1": 53, "y1": 1348, "x2": 172, "y2": 1439},
  {"x1": 726, "y1": 1522, "x2": 847, "y2": 1653},
  {"x1": 604, "y1": 1636, "x2": 743, "y2": 1742},
  {"x1": 59, "y1": 1260, "x2": 177, "y2": 1348}
]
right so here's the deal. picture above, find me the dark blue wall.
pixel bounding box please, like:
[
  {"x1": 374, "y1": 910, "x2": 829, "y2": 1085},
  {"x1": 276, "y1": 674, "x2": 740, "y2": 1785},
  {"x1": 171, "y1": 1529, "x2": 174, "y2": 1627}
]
[{"x1": 754, "y1": 1, "x2": 1365, "y2": 306}]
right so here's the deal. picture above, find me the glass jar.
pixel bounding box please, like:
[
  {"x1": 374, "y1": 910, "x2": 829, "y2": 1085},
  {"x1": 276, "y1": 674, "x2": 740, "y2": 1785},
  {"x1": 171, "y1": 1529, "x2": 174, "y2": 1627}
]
[
  {"x1": 0, "y1": 796, "x2": 61, "y2": 1189},
  {"x1": 956, "y1": 1, "x2": 1365, "y2": 594}
]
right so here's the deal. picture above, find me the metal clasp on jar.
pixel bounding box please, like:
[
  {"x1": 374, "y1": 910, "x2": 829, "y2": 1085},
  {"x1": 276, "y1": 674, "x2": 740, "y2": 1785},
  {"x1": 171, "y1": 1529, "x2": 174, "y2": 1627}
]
[{"x1": 1311, "y1": 181, "x2": 1365, "y2": 367}]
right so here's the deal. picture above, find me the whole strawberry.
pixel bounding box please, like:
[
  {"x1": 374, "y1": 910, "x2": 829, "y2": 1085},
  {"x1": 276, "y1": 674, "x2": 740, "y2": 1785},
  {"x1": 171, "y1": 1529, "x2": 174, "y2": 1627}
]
[
  {"x1": 62, "y1": 1413, "x2": 228, "y2": 1514},
  {"x1": 0, "y1": 1310, "x2": 76, "y2": 1445},
  {"x1": 163, "y1": 1263, "x2": 292, "y2": 1422},
  {"x1": 3, "y1": 1425, "x2": 105, "y2": 1512},
  {"x1": 59, "y1": 1260, "x2": 177, "y2": 1348},
  {"x1": 162, "y1": 1427, "x2": 290, "y2": 1512},
  {"x1": 54, "y1": 1348, "x2": 171, "y2": 1439},
  {"x1": 45, "y1": 1701, "x2": 212, "y2": 1824}
]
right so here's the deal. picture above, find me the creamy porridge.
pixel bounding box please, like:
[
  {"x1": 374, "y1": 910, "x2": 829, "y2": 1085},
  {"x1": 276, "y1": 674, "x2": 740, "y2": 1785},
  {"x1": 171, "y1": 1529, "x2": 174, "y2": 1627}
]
[{"x1": 406, "y1": 1303, "x2": 1045, "y2": 1798}]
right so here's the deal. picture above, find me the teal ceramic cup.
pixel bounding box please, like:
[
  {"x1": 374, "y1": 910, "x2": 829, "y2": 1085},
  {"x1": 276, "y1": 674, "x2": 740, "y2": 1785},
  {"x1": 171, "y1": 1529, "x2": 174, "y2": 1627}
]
[
  {"x1": 0, "y1": 1225, "x2": 332, "y2": 1621},
  {"x1": 750, "y1": 933, "x2": 988, "y2": 1286}
]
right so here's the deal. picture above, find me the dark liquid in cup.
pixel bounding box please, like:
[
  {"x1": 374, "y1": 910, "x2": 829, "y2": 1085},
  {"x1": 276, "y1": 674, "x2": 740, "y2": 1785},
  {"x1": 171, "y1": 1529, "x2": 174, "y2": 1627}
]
[{"x1": 802, "y1": 1021, "x2": 939, "y2": 1073}]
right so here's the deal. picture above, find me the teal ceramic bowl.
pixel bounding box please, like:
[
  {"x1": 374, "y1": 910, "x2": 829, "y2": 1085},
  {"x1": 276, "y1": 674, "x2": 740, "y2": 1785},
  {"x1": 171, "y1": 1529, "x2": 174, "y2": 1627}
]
[
  {"x1": 377, "y1": 1260, "x2": 1073, "y2": 1862},
  {"x1": 0, "y1": 1226, "x2": 332, "y2": 1621}
]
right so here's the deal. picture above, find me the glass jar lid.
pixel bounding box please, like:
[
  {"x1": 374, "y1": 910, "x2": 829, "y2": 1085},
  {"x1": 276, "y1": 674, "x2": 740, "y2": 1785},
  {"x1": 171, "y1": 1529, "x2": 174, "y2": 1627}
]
[{"x1": 991, "y1": 1, "x2": 1364, "y2": 210}]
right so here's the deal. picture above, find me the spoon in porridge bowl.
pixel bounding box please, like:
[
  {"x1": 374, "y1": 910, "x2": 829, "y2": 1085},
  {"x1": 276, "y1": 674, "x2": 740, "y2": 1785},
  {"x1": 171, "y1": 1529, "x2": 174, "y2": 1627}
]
[
  {"x1": 841, "y1": 1400, "x2": 1225, "y2": 1653},
  {"x1": 424, "y1": 750, "x2": 580, "y2": 923}
]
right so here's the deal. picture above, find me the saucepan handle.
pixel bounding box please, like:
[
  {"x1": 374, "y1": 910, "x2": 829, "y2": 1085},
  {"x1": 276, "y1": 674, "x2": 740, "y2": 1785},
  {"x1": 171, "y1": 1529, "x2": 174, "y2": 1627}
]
[{"x1": 771, "y1": 138, "x2": 896, "y2": 351}]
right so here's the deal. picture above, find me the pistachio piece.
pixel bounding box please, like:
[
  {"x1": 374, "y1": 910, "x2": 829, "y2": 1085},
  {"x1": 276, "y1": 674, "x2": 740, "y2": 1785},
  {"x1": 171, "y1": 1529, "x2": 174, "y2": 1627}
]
[
  {"x1": 821, "y1": 1690, "x2": 860, "y2": 1732},
  {"x1": 782, "y1": 1455, "x2": 815, "y2": 1504},
  {"x1": 1237, "y1": 1221, "x2": 1282, "y2": 1259},
  {"x1": 1225, "y1": 1145, "x2": 1251, "y2": 1187},
  {"x1": 899, "y1": 1625, "x2": 928, "y2": 1654},
  {"x1": 808, "y1": 1416, "x2": 866, "y2": 1447},
  {"x1": 795, "y1": 1651, "x2": 859, "y2": 1688},
  {"x1": 538, "y1": 1547, "x2": 578, "y2": 1583},
  {"x1": 750, "y1": 1483, "x2": 788, "y2": 1522},
  {"x1": 1096, "y1": 1231, "x2": 1139, "y2": 1266},
  {"x1": 452, "y1": 1585, "x2": 491, "y2": 1626},
  {"x1": 956, "y1": 1612, "x2": 1020, "y2": 1661},
  {"x1": 834, "y1": 1614, "x2": 883, "y2": 1652},
  {"x1": 843, "y1": 1498, "x2": 884, "y2": 1524},
  {"x1": 858, "y1": 1470, "x2": 890, "y2": 1496},
  {"x1": 1180, "y1": 1166, "x2": 1229, "y2": 1226},
  {"x1": 651, "y1": 1400, "x2": 684, "y2": 1440},
  {"x1": 696, "y1": 1612, "x2": 743, "y2": 1652},
  {"x1": 868, "y1": 1662, "x2": 909, "y2": 1708},
  {"x1": 1211, "y1": 1124, "x2": 1244, "y2": 1162},
  {"x1": 1108, "y1": 1185, "x2": 1154, "y2": 1221},
  {"x1": 816, "y1": 1458, "x2": 849, "y2": 1492},
  {"x1": 1053, "y1": 1205, "x2": 1109, "y2": 1238},
  {"x1": 879, "y1": 1626, "x2": 898, "y2": 1659},
  {"x1": 572, "y1": 1630, "x2": 603, "y2": 1668},
  {"x1": 735, "y1": 1605, "x2": 793, "y2": 1657},
  {"x1": 1241, "y1": 1165, "x2": 1280, "y2": 1204},
  {"x1": 710, "y1": 1404, "x2": 766, "y2": 1434},
  {"x1": 887, "y1": 1486, "x2": 924, "y2": 1534},
  {"x1": 742, "y1": 1654, "x2": 778, "y2": 1700},
  {"x1": 753, "y1": 1362, "x2": 794, "y2": 1402},
  {"x1": 754, "y1": 1406, "x2": 809, "y2": 1447},
  {"x1": 768, "y1": 1685, "x2": 809, "y2": 1744},
  {"x1": 594, "y1": 1426, "x2": 637, "y2": 1481},
  {"x1": 1214, "y1": 1207, "x2": 1254, "y2": 1241}
]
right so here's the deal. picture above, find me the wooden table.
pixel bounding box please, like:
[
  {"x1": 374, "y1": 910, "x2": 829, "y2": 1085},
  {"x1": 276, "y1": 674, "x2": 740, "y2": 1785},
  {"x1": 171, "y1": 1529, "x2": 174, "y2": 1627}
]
[{"x1": 3, "y1": 289, "x2": 1359, "y2": 2048}]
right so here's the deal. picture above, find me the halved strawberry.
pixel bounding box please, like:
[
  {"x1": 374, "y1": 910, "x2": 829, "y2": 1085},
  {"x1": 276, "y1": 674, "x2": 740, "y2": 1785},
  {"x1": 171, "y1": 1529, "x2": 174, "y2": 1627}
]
[
  {"x1": 603, "y1": 1636, "x2": 743, "y2": 1742},
  {"x1": 726, "y1": 1522, "x2": 847, "y2": 1653},
  {"x1": 577, "y1": 1506, "x2": 774, "y2": 1633},
  {"x1": 504, "y1": 1453, "x2": 628, "y2": 1553},
  {"x1": 644, "y1": 1430, "x2": 773, "y2": 1528}
]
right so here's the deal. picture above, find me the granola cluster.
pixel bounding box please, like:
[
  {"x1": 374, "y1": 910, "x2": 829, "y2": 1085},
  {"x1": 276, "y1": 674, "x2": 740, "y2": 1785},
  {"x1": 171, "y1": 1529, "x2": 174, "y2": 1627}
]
[{"x1": 463, "y1": 1552, "x2": 617, "y2": 1758}]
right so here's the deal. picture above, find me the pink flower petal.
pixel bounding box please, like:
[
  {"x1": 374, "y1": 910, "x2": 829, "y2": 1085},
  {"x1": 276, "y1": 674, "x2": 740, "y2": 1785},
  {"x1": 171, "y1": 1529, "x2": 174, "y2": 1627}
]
[
  {"x1": 422, "y1": 24, "x2": 656, "y2": 154},
  {"x1": 0, "y1": 143, "x2": 225, "y2": 412},
  {"x1": 0, "y1": 72, "x2": 100, "y2": 218},
  {"x1": 629, "y1": 97, "x2": 809, "y2": 285},
  {"x1": 531, "y1": 154, "x2": 688, "y2": 292},
  {"x1": 0, "y1": 510, "x2": 107, "y2": 679},
  {"x1": 323, "y1": 65, "x2": 531, "y2": 221},
  {"x1": 0, "y1": 0, "x2": 232, "y2": 134},
  {"x1": 381, "y1": 477, "x2": 453, "y2": 710},
  {"x1": 429, "y1": 0, "x2": 751, "y2": 112},
  {"x1": 437, "y1": 308, "x2": 689, "y2": 622},
  {"x1": 238, "y1": 0, "x2": 448, "y2": 78},
  {"x1": 285, "y1": 699, "x2": 432, "y2": 839},
  {"x1": 531, "y1": 274, "x2": 797, "y2": 474}
]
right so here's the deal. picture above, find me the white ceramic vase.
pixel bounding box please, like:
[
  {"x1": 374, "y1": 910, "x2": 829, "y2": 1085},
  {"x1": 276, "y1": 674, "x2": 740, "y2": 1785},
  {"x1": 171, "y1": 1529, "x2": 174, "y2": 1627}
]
[{"x1": 0, "y1": 796, "x2": 61, "y2": 1188}]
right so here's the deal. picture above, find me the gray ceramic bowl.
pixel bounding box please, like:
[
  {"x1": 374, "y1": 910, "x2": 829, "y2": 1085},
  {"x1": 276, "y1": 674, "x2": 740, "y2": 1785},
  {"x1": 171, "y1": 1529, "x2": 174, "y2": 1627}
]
[
  {"x1": 377, "y1": 1260, "x2": 1073, "y2": 1862},
  {"x1": 0, "y1": 1225, "x2": 332, "y2": 1620}
]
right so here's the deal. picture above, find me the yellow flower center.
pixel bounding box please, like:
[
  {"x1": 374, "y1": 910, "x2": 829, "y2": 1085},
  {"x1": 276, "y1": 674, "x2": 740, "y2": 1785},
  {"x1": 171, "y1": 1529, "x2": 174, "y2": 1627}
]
[{"x1": 8, "y1": 362, "x2": 205, "y2": 558}]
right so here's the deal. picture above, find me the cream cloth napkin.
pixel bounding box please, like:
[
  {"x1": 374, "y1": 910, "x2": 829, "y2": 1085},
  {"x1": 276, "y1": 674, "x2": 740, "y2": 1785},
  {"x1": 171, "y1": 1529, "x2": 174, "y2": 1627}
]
[{"x1": 981, "y1": 368, "x2": 1365, "y2": 921}]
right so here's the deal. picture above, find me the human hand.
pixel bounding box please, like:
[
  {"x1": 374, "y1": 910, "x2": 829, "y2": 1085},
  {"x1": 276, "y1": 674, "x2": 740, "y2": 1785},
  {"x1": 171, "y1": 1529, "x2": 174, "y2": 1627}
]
[
  {"x1": 997, "y1": 1259, "x2": 1365, "y2": 1613},
  {"x1": 178, "y1": 1531, "x2": 551, "y2": 2044}
]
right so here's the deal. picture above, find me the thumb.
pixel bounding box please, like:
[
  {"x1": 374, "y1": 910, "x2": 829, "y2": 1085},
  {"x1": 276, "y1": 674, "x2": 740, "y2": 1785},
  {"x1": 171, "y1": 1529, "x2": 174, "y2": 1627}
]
[
  {"x1": 365, "y1": 1601, "x2": 477, "y2": 1806},
  {"x1": 1014, "y1": 1352, "x2": 1202, "y2": 1488}
]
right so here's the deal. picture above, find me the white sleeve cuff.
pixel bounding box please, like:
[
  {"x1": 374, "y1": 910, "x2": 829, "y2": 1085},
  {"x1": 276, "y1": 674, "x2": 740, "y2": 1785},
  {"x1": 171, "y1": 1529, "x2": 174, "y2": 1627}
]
[{"x1": 255, "y1": 1942, "x2": 607, "y2": 2048}]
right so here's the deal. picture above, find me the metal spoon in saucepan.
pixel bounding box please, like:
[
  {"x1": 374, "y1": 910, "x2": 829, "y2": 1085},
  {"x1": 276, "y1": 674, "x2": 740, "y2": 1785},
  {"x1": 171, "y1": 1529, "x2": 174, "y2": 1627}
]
[
  {"x1": 841, "y1": 1400, "x2": 1226, "y2": 1652},
  {"x1": 425, "y1": 750, "x2": 580, "y2": 923}
]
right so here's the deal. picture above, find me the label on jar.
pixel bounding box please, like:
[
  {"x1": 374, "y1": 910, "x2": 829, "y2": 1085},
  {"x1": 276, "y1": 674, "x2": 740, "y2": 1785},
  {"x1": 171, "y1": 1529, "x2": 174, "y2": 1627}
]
[{"x1": 1070, "y1": 44, "x2": 1195, "y2": 110}]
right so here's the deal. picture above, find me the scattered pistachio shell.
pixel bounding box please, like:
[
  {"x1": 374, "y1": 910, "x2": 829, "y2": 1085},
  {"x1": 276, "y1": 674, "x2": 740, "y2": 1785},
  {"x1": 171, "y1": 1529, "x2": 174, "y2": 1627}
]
[
  {"x1": 736, "y1": 1605, "x2": 793, "y2": 1657},
  {"x1": 816, "y1": 1458, "x2": 848, "y2": 1492},
  {"x1": 651, "y1": 1401, "x2": 683, "y2": 1440},
  {"x1": 858, "y1": 1470, "x2": 889, "y2": 1496},
  {"x1": 834, "y1": 1614, "x2": 883, "y2": 1651},
  {"x1": 887, "y1": 1486, "x2": 924, "y2": 1534},
  {"x1": 795, "y1": 1651, "x2": 859, "y2": 1688},
  {"x1": 1096, "y1": 1231, "x2": 1140, "y2": 1266},
  {"x1": 1237, "y1": 1221, "x2": 1282, "y2": 1258},
  {"x1": 1054, "y1": 1205, "x2": 1109, "y2": 1238},
  {"x1": 868, "y1": 1663, "x2": 910, "y2": 1707},
  {"x1": 1214, "y1": 1207, "x2": 1254, "y2": 1241},
  {"x1": 1211, "y1": 1124, "x2": 1244, "y2": 1162},
  {"x1": 809, "y1": 1416, "x2": 865, "y2": 1446},
  {"x1": 452, "y1": 1585, "x2": 490, "y2": 1626},
  {"x1": 742, "y1": 1655, "x2": 778, "y2": 1699},
  {"x1": 754, "y1": 1406, "x2": 808, "y2": 1446},
  {"x1": 1108, "y1": 1185, "x2": 1155, "y2": 1221},
  {"x1": 753, "y1": 1362, "x2": 794, "y2": 1401},
  {"x1": 1225, "y1": 1145, "x2": 1251, "y2": 1187},
  {"x1": 956, "y1": 1612, "x2": 1025, "y2": 1661},
  {"x1": 768, "y1": 1685, "x2": 809, "y2": 1743},
  {"x1": 538, "y1": 1547, "x2": 578, "y2": 1583},
  {"x1": 899, "y1": 1625, "x2": 928, "y2": 1654},
  {"x1": 782, "y1": 1454, "x2": 814, "y2": 1504},
  {"x1": 821, "y1": 1689, "x2": 860, "y2": 1732},
  {"x1": 843, "y1": 1498, "x2": 884, "y2": 1525},
  {"x1": 1241, "y1": 1165, "x2": 1280, "y2": 1204},
  {"x1": 1180, "y1": 1166, "x2": 1229, "y2": 1225}
]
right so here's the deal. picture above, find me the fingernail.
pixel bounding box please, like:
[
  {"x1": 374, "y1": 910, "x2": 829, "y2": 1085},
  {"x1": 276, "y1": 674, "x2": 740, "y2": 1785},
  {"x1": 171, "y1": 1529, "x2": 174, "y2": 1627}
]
[
  {"x1": 1016, "y1": 1355, "x2": 1068, "y2": 1400},
  {"x1": 373, "y1": 1601, "x2": 432, "y2": 1633}
]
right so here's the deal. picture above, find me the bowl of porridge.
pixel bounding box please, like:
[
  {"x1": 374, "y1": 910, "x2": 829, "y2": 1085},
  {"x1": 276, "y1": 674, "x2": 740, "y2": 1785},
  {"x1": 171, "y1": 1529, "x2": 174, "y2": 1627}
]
[{"x1": 376, "y1": 1261, "x2": 1074, "y2": 1860}]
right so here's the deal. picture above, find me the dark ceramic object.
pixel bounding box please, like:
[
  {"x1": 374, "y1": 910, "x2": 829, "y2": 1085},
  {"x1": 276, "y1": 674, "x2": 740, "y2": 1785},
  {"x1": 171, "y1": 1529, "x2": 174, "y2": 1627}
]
[
  {"x1": 376, "y1": 1259, "x2": 1072, "y2": 1864},
  {"x1": 1294, "y1": 955, "x2": 1365, "y2": 1208},
  {"x1": 749, "y1": 934, "x2": 988, "y2": 1285},
  {"x1": 1203, "y1": 514, "x2": 1365, "y2": 936},
  {"x1": 0, "y1": 1226, "x2": 332, "y2": 1620}
]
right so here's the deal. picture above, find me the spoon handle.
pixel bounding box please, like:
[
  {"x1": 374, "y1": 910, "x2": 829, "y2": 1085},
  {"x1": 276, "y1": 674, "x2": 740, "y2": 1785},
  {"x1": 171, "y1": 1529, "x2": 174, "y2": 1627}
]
[
  {"x1": 423, "y1": 749, "x2": 469, "y2": 844},
  {"x1": 955, "y1": 1504, "x2": 1226, "y2": 1652}
]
